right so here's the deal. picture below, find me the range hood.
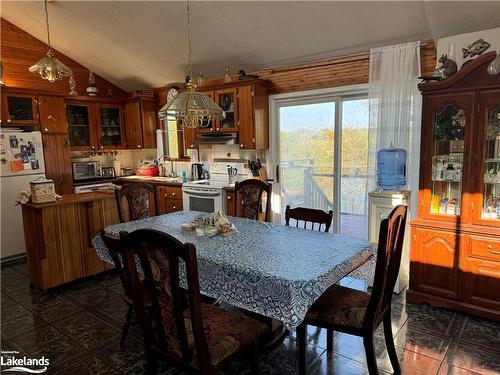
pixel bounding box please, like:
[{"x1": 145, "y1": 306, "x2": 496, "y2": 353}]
[{"x1": 195, "y1": 132, "x2": 237, "y2": 145}]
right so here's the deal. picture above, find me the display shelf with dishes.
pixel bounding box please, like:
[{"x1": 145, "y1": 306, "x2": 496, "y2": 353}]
[
  {"x1": 99, "y1": 106, "x2": 123, "y2": 147},
  {"x1": 429, "y1": 104, "x2": 466, "y2": 216},
  {"x1": 481, "y1": 103, "x2": 500, "y2": 220},
  {"x1": 66, "y1": 103, "x2": 91, "y2": 147}
]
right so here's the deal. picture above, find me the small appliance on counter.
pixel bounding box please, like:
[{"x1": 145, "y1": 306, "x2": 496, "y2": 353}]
[
  {"x1": 72, "y1": 161, "x2": 102, "y2": 181},
  {"x1": 121, "y1": 167, "x2": 133, "y2": 176},
  {"x1": 191, "y1": 163, "x2": 204, "y2": 180},
  {"x1": 101, "y1": 166, "x2": 116, "y2": 179}
]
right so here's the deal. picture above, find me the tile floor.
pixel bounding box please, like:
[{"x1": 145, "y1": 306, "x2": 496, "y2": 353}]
[{"x1": 1, "y1": 260, "x2": 499, "y2": 375}]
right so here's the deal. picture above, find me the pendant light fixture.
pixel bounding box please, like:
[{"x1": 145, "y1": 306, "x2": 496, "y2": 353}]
[
  {"x1": 29, "y1": 0, "x2": 72, "y2": 82},
  {"x1": 158, "y1": 1, "x2": 225, "y2": 128}
]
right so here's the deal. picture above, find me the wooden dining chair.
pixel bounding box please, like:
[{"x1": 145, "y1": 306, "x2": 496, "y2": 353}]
[
  {"x1": 297, "y1": 205, "x2": 407, "y2": 375},
  {"x1": 100, "y1": 230, "x2": 151, "y2": 348},
  {"x1": 285, "y1": 205, "x2": 333, "y2": 232},
  {"x1": 234, "y1": 179, "x2": 272, "y2": 222},
  {"x1": 115, "y1": 183, "x2": 158, "y2": 223},
  {"x1": 118, "y1": 228, "x2": 267, "y2": 375}
]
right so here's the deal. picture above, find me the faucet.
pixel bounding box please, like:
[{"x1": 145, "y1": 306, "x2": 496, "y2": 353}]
[{"x1": 156, "y1": 154, "x2": 177, "y2": 178}]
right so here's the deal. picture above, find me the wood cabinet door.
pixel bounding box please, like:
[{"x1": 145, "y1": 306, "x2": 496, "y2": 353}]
[
  {"x1": 184, "y1": 126, "x2": 198, "y2": 150},
  {"x1": 124, "y1": 101, "x2": 143, "y2": 149},
  {"x1": 214, "y1": 88, "x2": 239, "y2": 133},
  {"x1": 38, "y1": 95, "x2": 68, "y2": 133},
  {"x1": 225, "y1": 191, "x2": 236, "y2": 216},
  {"x1": 237, "y1": 85, "x2": 255, "y2": 149},
  {"x1": 42, "y1": 133, "x2": 73, "y2": 194},
  {"x1": 156, "y1": 186, "x2": 168, "y2": 214},
  {"x1": 410, "y1": 227, "x2": 461, "y2": 300},
  {"x1": 141, "y1": 100, "x2": 158, "y2": 149},
  {"x1": 96, "y1": 103, "x2": 125, "y2": 150},
  {"x1": 2, "y1": 93, "x2": 38, "y2": 126},
  {"x1": 470, "y1": 89, "x2": 500, "y2": 228},
  {"x1": 418, "y1": 92, "x2": 475, "y2": 225},
  {"x1": 461, "y1": 235, "x2": 500, "y2": 311}
]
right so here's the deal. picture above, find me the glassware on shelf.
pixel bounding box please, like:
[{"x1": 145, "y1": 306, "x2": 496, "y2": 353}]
[
  {"x1": 481, "y1": 103, "x2": 500, "y2": 220},
  {"x1": 224, "y1": 67, "x2": 232, "y2": 83}
]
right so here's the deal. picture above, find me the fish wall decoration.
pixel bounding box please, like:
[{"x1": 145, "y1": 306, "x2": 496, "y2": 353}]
[{"x1": 462, "y1": 39, "x2": 491, "y2": 58}]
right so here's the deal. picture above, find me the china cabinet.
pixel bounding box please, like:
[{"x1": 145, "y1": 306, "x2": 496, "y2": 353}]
[
  {"x1": 66, "y1": 101, "x2": 94, "y2": 149},
  {"x1": 96, "y1": 103, "x2": 125, "y2": 149},
  {"x1": 408, "y1": 52, "x2": 500, "y2": 321}
]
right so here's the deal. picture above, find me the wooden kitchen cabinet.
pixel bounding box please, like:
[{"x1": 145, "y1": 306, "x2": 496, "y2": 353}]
[
  {"x1": 42, "y1": 133, "x2": 73, "y2": 195},
  {"x1": 408, "y1": 52, "x2": 500, "y2": 321},
  {"x1": 225, "y1": 190, "x2": 236, "y2": 216},
  {"x1": 156, "y1": 185, "x2": 183, "y2": 214},
  {"x1": 193, "y1": 80, "x2": 269, "y2": 150},
  {"x1": 124, "y1": 98, "x2": 158, "y2": 149},
  {"x1": 38, "y1": 95, "x2": 68, "y2": 133},
  {"x1": 96, "y1": 103, "x2": 125, "y2": 150},
  {"x1": 1, "y1": 92, "x2": 38, "y2": 126},
  {"x1": 21, "y1": 193, "x2": 118, "y2": 290}
]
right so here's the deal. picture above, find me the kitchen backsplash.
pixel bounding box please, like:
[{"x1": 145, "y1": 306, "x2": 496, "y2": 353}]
[{"x1": 69, "y1": 144, "x2": 266, "y2": 179}]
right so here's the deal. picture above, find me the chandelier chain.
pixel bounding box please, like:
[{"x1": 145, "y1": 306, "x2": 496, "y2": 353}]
[
  {"x1": 186, "y1": 0, "x2": 192, "y2": 80},
  {"x1": 44, "y1": 0, "x2": 52, "y2": 53}
]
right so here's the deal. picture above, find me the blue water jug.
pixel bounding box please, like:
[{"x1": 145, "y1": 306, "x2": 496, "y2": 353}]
[{"x1": 376, "y1": 146, "x2": 407, "y2": 190}]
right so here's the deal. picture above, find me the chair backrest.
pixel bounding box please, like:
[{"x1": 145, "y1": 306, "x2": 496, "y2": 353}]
[
  {"x1": 234, "y1": 179, "x2": 271, "y2": 222},
  {"x1": 100, "y1": 230, "x2": 131, "y2": 300},
  {"x1": 285, "y1": 205, "x2": 333, "y2": 232},
  {"x1": 118, "y1": 229, "x2": 211, "y2": 370},
  {"x1": 115, "y1": 183, "x2": 158, "y2": 223},
  {"x1": 364, "y1": 205, "x2": 407, "y2": 330}
]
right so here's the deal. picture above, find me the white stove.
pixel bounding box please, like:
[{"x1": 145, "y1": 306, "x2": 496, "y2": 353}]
[{"x1": 182, "y1": 178, "x2": 231, "y2": 213}]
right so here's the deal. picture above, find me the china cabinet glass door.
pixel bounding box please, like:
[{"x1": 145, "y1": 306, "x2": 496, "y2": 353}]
[
  {"x1": 66, "y1": 104, "x2": 92, "y2": 148},
  {"x1": 99, "y1": 105, "x2": 123, "y2": 148},
  {"x1": 478, "y1": 91, "x2": 500, "y2": 223},
  {"x1": 430, "y1": 103, "x2": 467, "y2": 217}
]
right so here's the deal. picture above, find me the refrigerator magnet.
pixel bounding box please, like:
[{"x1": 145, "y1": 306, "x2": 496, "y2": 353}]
[{"x1": 10, "y1": 160, "x2": 23, "y2": 172}]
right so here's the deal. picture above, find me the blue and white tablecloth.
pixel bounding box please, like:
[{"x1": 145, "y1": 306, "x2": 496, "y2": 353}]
[{"x1": 92, "y1": 211, "x2": 376, "y2": 330}]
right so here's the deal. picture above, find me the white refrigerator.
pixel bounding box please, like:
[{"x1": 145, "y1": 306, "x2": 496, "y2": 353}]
[{"x1": 0, "y1": 130, "x2": 46, "y2": 259}]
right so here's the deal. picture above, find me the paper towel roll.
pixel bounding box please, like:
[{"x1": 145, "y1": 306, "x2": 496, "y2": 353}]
[
  {"x1": 113, "y1": 159, "x2": 121, "y2": 176},
  {"x1": 156, "y1": 129, "x2": 164, "y2": 160}
]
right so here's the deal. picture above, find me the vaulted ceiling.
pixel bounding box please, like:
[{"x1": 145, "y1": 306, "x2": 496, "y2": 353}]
[{"x1": 2, "y1": 1, "x2": 499, "y2": 91}]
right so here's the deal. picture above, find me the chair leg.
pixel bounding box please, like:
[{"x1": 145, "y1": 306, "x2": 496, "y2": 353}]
[
  {"x1": 251, "y1": 340, "x2": 260, "y2": 374},
  {"x1": 363, "y1": 334, "x2": 379, "y2": 375},
  {"x1": 326, "y1": 329, "x2": 334, "y2": 354},
  {"x1": 383, "y1": 315, "x2": 401, "y2": 374},
  {"x1": 146, "y1": 351, "x2": 157, "y2": 375},
  {"x1": 120, "y1": 304, "x2": 134, "y2": 348},
  {"x1": 297, "y1": 323, "x2": 307, "y2": 375}
]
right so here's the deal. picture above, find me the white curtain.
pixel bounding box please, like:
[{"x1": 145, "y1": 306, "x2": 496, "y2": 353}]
[{"x1": 366, "y1": 41, "x2": 422, "y2": 219}]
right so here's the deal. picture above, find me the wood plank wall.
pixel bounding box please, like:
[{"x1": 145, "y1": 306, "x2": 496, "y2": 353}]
[
  {"x1": 0, "y1": 18, "x2": 126, "y2": 99},
  {"x1": 155, "y1": 40, "x2": 436, "y2": 101}
]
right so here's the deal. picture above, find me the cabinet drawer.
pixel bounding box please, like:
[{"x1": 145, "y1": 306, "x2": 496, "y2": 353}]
[
  {"x1": 160, "y1": 186, "x2": 182, "y2": 198},
  {"x1": 166, "y1": 198, "x2": 183, "y2": 213},
  {"x1": 470, "y1": 236, "x2": 500, "y2": 262}
]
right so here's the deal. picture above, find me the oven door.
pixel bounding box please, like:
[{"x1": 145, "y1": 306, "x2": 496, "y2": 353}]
[
  {"x1": 72, "y1": 162, "x2": 101, "y2": 181},
  {"x1": 182, "y1": 187, "x2": 223, "y2": 213}
]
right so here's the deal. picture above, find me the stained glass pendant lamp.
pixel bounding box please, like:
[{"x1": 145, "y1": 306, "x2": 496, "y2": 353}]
[
  {"x1": 158, "y1": 1, "x2": 225, "y2": 128},
  {"x1": 29, "y1": 0, "x2": 72, "y2": 82}
]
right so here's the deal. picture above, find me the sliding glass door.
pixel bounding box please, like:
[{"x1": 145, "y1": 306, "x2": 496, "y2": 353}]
[{"x1": 272, "y1": 89, "x2": 368, "y2": 238}]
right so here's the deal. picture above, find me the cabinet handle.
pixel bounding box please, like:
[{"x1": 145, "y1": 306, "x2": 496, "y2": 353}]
[
  {"x1": 7, "y1": 119, "x2": 11, "y2": 123},
  {"x1": 490, "y1": 250, "x2": 500, "y2": 255},
  {"x1": 164, "y1": 193, "x2": 167, "y2": 198},
  {"x1": 100, "y1": 145, "x2": 104, "y2": 149},
  {"x1": 190, "y1": 144, "x2": 195, "y2": 148},
  {"x1": 210, "y1": 128, "x2": 214, "y2": 132},
  {"x1": 240, "y1": 144, "x2": 244, "y2": 148},
  {"x1": 137, "y1": 145, "x2": 141, "y2": 148},
  {"x1": 237, "y1": 120, "x2": 240, "y2": 125},
  {"x1": 227, "y1": 196, "x2": 231, "y2": 200},
  {"x1": 172, "y1": 205, "x2": 176, "y2": 210},
  {"x1": 172, "y1": 192, "x2": 176, "y2": 196},
  {"x1": 91, "y1": 146, "x2": 96, "y2": 150},
  {"x1": 44, "y1": 128, "x2": 49, "y2": 132}
]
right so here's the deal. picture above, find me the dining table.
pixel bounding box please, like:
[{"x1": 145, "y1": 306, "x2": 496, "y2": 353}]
[{"x1": 92, "y1": 210, "x2": 376, "y2": 331}]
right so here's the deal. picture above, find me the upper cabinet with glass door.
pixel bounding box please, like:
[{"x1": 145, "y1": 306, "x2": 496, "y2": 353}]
[
  {"x1": 66, "y1": 103, "x2": 94, "y2": 150},
  {"x1": 476, "y1": 90, "x2": 500, "y2": 225},
  {"x1": 426, "y1": 93, "x2": 473, "y2": 221},
  {"x1": 2, "y1": 93, "x2": 38, "y2": 126},
  {"x1": 97, "y1": 104, "x2": 124, "y2": 149},
  {"x1": 215, "y1": 88, "x2": 238, "y2": 133}
]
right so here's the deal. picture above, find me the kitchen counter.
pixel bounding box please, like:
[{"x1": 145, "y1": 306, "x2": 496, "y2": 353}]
[
  {"x1": 116, "y1": 176, "x2": 184, "y2": 186},
  {"x1": 24, "y1": 190, "x2": 116, "y2": 209}
]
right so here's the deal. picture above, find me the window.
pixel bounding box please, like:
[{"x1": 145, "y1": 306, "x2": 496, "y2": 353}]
[{"x1": 163, "y1": 118, "x2": 191, "y2": 159}]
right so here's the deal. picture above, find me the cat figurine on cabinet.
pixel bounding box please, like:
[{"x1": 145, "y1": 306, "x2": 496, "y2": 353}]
[{"x1": 438, "y1": 54, "x2": 458, "y2": 78}]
